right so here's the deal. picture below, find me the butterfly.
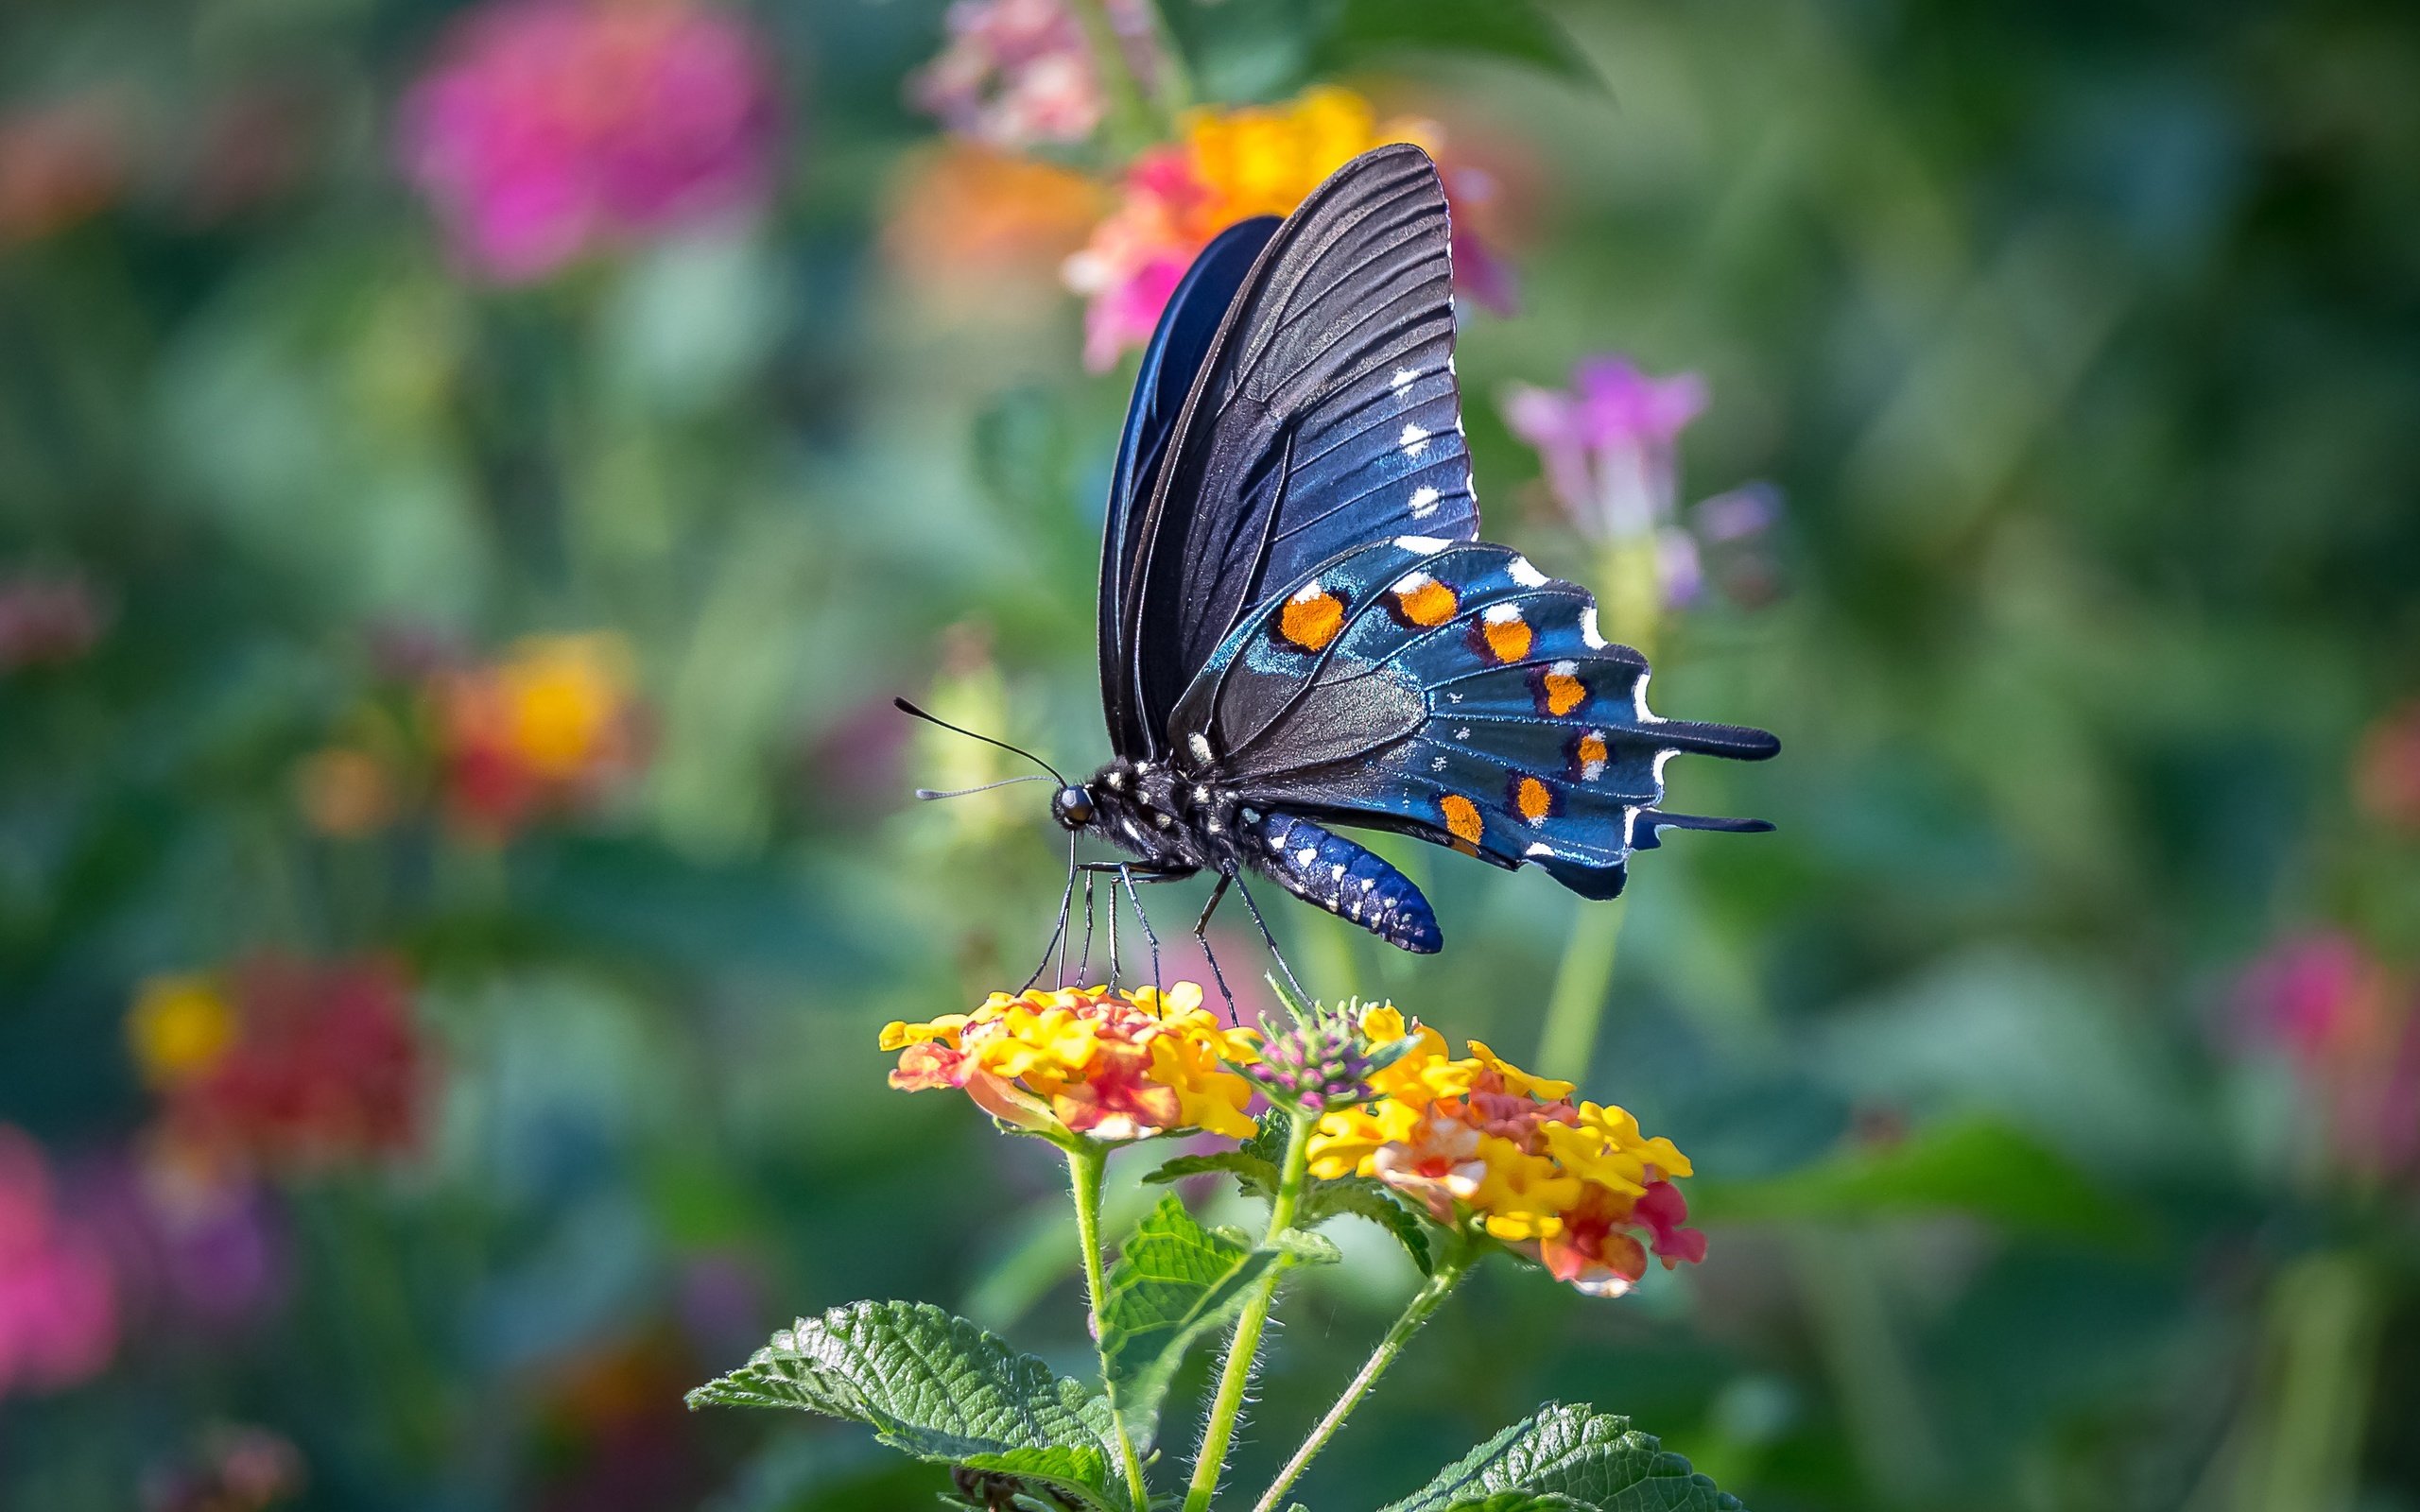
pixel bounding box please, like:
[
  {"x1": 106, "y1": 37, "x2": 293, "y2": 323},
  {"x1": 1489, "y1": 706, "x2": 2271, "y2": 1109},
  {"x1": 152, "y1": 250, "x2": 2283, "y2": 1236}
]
[{"x1": 907, "y1": 143, "x2": 1775, "y2": 1004}]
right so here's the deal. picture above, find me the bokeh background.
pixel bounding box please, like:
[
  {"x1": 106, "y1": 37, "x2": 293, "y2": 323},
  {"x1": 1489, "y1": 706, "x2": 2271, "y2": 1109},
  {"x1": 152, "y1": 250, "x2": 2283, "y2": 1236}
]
[{"x1": 4, "y1": 1, "x2": 2418, "y2": 1508}]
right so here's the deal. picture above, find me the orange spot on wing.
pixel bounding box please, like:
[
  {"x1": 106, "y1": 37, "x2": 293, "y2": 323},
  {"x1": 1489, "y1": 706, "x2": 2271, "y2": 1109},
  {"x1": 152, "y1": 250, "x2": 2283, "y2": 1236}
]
[
  {"x1": 1542, "y1": 669, "x2": 1585, "y2": 715},
  {"x1": 1576, "y1": 732, "x2": 1609, "y2": 780},
  {"x1": 1516, "y1": 776, "x2": 1553, "y2": 824},
  {"x1": 1393, "y1": 575, "x2": 1458, "y2": 627},
  {"x1": 1280, "y1": 585, "x2": 1344, "y2": 650},
  {"x1": 1481, "y1": 608, "x2": 1531, "y2": 663},
  {"x1": 1441, "y1": 793, "x2": 1483, "y2": 846}
]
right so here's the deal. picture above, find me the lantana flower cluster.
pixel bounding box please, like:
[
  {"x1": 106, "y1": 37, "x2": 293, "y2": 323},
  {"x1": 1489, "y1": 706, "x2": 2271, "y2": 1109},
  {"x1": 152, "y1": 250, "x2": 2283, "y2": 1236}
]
[
  {"x1": 884, "y1": 982, "x2": 1259, "y2": 1141},
  {"x1": 128, "y1": 955, "x2": 430, "y2": 1173},
  {"x1": 1063, "y1": 85, "x2": 1508, "y2": 371},
  {"x1": 1307, "y1": 1006, "x2": 1704, "y2": 1297}
]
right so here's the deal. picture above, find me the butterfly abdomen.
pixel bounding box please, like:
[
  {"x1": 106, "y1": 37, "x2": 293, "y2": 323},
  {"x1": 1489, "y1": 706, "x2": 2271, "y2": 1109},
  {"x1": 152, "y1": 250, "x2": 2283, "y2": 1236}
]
[{"x1": 1245, "y1": 811, "x2": 1440, "y2": 954}]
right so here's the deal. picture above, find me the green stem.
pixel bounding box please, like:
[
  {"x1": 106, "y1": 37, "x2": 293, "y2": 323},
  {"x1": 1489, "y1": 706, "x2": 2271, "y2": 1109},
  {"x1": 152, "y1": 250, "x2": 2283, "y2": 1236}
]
[
  {"x1": 1251, "y1": 1245, "x2": 1473, "y2": 1512},
  {"x1": 1184, "y1": 1110, "x2": 1314, "y2": 1512},
  {"x1": 1066, "y1": 0, "x2": 1159, "y2": 157},
  {"x1": 1535, "y1": 896, "x2": 1627, "y2": 1084},
  {"x1": 1066, "y1": 1140, "x2": 1155, "y2": 1512}
]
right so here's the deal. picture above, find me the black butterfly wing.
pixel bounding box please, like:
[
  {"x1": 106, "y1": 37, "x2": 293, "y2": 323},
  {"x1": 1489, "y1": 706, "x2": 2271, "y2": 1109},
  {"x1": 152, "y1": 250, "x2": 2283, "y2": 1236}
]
[
  {"x1": 1116, "y1": 143, "x2": 1480, "y2": 757},
  {"x1": 1099, "y1": 215, "x2": 1280, "y2": 759},
  {"x1": 1171, "y1": 536, "x2": 1778, "y2": 899}
]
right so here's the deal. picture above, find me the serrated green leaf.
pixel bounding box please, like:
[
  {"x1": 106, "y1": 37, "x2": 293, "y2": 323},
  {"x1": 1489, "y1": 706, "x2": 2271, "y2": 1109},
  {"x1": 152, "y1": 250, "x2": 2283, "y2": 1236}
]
[
  {"x1": 1435, "y1": 1496, "x2": 1593, "y2": 1512},
  {"x1": 1298, "y1": 1174, "x2": 1434, "y2": 1275},
  {"x1": 686, "y1": 1300, "x2": 1120, "y2": 1511},
  {"x1": 1379, "y1": 1402, "x2": 1745, "y2": 1512},
  {"x1": 1322, "y1": 0, "x2": 1602, "y2": 90},
  {"x1": 1143, "y1": 1147, "x2": 1281, "y2": 1195},
  {"x1": 1099, "y1": 1196, "x2": 1287, "y2": 1447}
]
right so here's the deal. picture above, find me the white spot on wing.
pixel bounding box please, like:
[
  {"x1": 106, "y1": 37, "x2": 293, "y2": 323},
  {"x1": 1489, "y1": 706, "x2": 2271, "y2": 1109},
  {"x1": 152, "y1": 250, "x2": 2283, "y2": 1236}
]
[
  {"x1": 1634, "y1": 670, "x2": 1663, "y2": 724},
  {"x1": 1295, "y1": 847, "x2": 1319, "y2": 868},
  {"x1": 1187, "y1": 732, "x2": 1213, "y2": 763},
  {"x1": 1651, "y1": 747, "x2": 1676, "y2": 788},
  {"x1": 1580, "y1": 606, "x2": 1607, "y2": 649},
  {"x1": 1408, "y1": 485, "x2": 1441, "y2": 517},
  {"x1": 1330, "y1": 863, "x2": 1346, "y2": 882},
  {"x1": 1431, "y1": 755, "x2": 1447, "y2": 771},
  {"x1": 1525, "y1": 843, "x2": 1554, "y2": 858},
  {"x1": 1391, "y1": 366, "x2": 1418, "y2": 391},
  {"x1": 1289, "y1": 579, "x2": 1325, "y2": 606},
  {"x1": 1393, "y1": 535, "x2": 1450, "y2": 555},
  {"x1": 1398, "y1": 422, "x2": 1431, "y2": 457},
  {"x1": 1507, "y1": 556, "x2": 1547, "y2": 588},
  {"x1": 1550, "y1": 659, "x2": 1579, "y2": 679},
  {"x1": 1482, "y1": 603, "x2": 1523, "y2": 626}
]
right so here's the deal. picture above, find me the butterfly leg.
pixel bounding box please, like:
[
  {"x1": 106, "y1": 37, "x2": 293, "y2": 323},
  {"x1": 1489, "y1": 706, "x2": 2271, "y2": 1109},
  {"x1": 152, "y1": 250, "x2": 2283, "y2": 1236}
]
[
  {"x1": 1021, "y1": 833, "x2": 1080, "y2": 992},
  {"x1": 1192, "y1": 874, "x2": 1236, "y2": 1020},
  {"x1": 1075, "y1": 868, "x2": 1098, "y2": 986},
  {"x1": 1116, "y1": 864, "x2": 1162, "y2": 997},
  {"x1": 1230, "y1": 872, "x2": 1306, "y2": 1004}
]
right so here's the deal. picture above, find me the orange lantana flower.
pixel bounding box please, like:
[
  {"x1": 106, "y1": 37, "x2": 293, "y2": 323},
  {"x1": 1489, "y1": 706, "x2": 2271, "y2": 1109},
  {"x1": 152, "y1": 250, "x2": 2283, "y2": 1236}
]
[{"x1": 882, "y1": 982, "x2": 1259, "y2": 1142}]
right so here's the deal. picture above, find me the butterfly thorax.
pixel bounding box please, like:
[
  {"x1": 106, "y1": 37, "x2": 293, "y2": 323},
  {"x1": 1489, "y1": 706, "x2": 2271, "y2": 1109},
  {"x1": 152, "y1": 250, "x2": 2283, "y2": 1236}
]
[{"x1": 1077, "y1": 754, "x2": 1252, "y2": 877}]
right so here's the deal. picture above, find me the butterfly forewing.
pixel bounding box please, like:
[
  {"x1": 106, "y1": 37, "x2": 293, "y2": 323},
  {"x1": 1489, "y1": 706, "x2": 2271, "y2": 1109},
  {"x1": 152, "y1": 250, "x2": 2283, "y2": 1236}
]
[
  {"x1": 1119, "y1": 144, "x2": 1479, "y2": 755},
  {"x1": 1099, "y1": 215, "x2": 1281, "y2": 759}
]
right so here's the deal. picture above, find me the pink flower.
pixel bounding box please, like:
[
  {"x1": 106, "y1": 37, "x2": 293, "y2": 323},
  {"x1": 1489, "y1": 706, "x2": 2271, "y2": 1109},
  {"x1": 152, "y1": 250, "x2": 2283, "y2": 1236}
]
[
  {"x1": 0, "y1": 572, "x2": 105, "y2": 671},
  {"x1": 2356, "y1": 700, "x2": 2420, "y2": 834},
  {"x1": 398, "y1": 0, "x2": 782, "y2": 283},
  {"x1": 908, "y1": 0, "x2": 1160, "y2": 150},
  {"x1": 2236, "y1": 932, "x2": 2420, "y2": 1184},
  {"x1": 0, "y1": 1126, "x2": 117, "y2": 1399}
]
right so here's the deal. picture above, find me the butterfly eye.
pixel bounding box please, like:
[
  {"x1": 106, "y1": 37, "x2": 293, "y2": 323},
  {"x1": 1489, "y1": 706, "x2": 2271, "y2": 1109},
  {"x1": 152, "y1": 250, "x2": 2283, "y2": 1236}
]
[{"x1": 1052, "y1": 786, "x2": 1096, "y2": 830}]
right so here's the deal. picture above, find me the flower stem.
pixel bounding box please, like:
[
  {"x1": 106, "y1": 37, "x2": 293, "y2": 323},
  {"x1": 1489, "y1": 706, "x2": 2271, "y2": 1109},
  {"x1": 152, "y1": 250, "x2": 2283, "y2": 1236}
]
[
  {"x1": 1066, "y1": 1140, "x2": 1155, "y2": 1512},
  {"x1": 1184, "y1": 1109, "x2": 1313, "y2": 1512},
  {"x1": 1535, "y1": 896, "x2": 1628, "y2": 1084},
  {"x1": 1250, "y1": 1246, "x2": 1473, "y2": 1512}
]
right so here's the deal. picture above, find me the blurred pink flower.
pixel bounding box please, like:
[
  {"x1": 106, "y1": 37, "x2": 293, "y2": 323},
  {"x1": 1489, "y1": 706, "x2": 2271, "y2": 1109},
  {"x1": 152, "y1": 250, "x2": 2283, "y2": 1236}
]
[
  {"x1": 908, "y1": 0, "x2": 1159, "y2": 150},
  {"x1": 0, "y1": 1126, "x2": 118, "y2": 1399},
  {"x1": 0, "y1": 572, "x2": 105, "y2": 671},
  {"x1": 1501, "y1": 356, "x2": 1778, "y2": 613},
  {"x1": 398, "y1": 0, "x2": 783, "y2": 283},
  {"x1": 2355, "y1": 699, "x2": 2420, "y2": 834},
  {"x1": 2237, "y1": 932, "x2": 2420, "y2": 1184}
]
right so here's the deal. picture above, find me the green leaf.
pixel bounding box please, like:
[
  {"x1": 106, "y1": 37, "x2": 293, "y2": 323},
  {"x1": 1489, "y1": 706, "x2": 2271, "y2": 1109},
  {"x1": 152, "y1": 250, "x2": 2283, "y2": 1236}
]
[
  {"x1": 1322, "y1": 0, "x2": 1602, "y2": 90},
  {"x1": 1434, "y1": 1497, "x2": 1595, "y2": 1512},
  {"x1": 1148, "y1": 1108, "x2": 1435, "y2": 1275},
  {"x1": 1143, "y1": 1147, "x2": 1279, "y2": 1196},
  {"x1": 1098, "y1": 1196, "x2": 1288, "y2": 1446},
  {"x1": 1297, "y1": 1174, "x2": 1434, "y2": 1275},
  {"x1": 1690, "y1": 1116, "x2": 2140, "y2": 1242},
  {"x1": 685, "y1": 1300, "x2": 1120, "y2": 1511},
  {"x1": 1380, "y1": 1402, "x2": 1745, "y2": 1512}
]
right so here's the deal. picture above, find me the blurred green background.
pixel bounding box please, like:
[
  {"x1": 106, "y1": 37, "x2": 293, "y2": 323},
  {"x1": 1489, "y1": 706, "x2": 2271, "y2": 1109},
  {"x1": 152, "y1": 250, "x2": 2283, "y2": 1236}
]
[{"x1": 3, "y1": 0, "x2": 2417, "y2": 1508}]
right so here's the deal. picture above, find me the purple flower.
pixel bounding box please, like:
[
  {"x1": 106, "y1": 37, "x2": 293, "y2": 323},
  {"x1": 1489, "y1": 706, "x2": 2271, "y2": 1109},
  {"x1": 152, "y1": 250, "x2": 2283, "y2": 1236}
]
[
  {"x1": 397, "y1": 0, "x2": 783, "y2": 284},
  {"x1": 1501, "y1": 356, "x2": 1776, "y2": 613}
]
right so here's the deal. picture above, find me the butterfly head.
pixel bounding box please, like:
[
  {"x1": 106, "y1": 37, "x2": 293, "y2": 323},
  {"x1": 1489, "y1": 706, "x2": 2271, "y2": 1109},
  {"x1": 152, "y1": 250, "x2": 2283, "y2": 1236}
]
[{"x1": 1050, "y1": 783, "x2": 1097, "y2": 831}]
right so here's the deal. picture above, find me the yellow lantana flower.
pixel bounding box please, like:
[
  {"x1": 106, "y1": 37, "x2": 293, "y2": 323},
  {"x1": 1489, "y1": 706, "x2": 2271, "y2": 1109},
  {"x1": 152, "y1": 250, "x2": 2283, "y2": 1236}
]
[
  {"x1": 128, "y1": 973, "x2": 237, "y2": 1087},
  {"x1": 1305, "y1": 1005, "x2": 1707, "y2": 1297},
  {"x1": 882, "y1": 982, "x2": 1258, "y2": 1143}
]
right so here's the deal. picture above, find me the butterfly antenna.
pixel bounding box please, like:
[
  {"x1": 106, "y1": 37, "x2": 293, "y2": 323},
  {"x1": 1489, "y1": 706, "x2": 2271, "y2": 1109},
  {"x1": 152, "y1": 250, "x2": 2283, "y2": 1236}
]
[
  {"x1": 915, "y1": 775, "x2": 1054, "y2": 800},
  {"x1": 892, "y1": 697, "x2": 1066, "y2": 785}
]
